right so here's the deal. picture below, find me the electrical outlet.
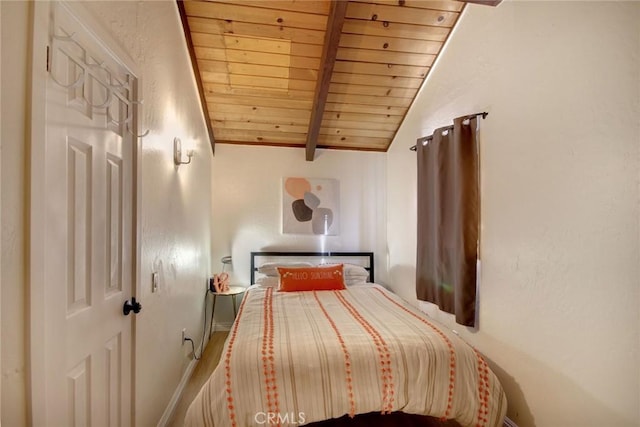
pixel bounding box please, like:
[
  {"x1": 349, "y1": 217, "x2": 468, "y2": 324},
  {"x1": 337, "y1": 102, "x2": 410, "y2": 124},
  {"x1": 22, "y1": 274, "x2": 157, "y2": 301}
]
[
  {"x1": 151, "y1": 272, "x2": 159, "y2": 293},
  {"x1": 182, "y1": 328, "x2": 186, "y2": 345}
]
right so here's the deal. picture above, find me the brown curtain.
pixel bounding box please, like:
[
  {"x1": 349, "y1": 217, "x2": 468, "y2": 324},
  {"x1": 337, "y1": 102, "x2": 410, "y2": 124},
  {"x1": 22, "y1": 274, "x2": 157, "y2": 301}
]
[{"x1": 416, "y1": 116, "x2": 479, "y2": 327}]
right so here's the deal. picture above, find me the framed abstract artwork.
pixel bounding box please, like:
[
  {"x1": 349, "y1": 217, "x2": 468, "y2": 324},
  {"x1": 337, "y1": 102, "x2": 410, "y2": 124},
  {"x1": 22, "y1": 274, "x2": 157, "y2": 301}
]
[{"x1": 282, "y1": 177, "x2": 340, "y2": 235}]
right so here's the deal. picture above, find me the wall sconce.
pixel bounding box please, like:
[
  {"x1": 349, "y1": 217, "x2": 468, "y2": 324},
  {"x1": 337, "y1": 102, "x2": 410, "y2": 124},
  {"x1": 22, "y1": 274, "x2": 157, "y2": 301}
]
[
  {"x1": 173, "y1": 137, "x2": 194, "y2": 165},
  {"x1": 221, "y1": 255, "x2": 232, "y2": 272}
]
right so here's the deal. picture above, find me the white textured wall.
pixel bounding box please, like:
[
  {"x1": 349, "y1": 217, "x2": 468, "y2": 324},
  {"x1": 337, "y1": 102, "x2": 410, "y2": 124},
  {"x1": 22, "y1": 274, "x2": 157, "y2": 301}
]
[
  {"x1": 1, "y1": 1, "x2": 213, "y2": 425},
  {"x1": 210, "y1": 144, "x2": 387, "y2": 326},
  {"x1": 386, "y1": 2, "x2": 640, "y2": 426},
  {"x1": 1, "y1": 2, "x2": 31, "y2": 425}
]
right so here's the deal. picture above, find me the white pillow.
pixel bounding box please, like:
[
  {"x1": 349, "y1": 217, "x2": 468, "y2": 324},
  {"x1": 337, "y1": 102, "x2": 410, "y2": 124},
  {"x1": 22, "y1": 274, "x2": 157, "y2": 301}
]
[
  {"x1": 257, "y1": 262, "x2": 313, "y2": 277},
  {"x1": 255, "y1": 276, "x2": 279, "y2": 287},
  {"x1": 344, "y1": 264, "x2": 369, "y2": 278},
  {"x1": 318, "y1": 263, "x2": 369, "y2": 285},
  {"x1": 322, "y1": 263, "x2": 369, "y2": 278},
  {"x1": 345, "y1": 278, "x2": 370, "y2": 287},
  {"x1": 344, "y1": 277, "x2": 368, "y2": 286}
]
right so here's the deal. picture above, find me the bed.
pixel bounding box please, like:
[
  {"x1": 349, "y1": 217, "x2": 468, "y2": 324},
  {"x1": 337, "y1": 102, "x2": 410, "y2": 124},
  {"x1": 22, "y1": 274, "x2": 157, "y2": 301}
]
[{"x1": 185, "y1": 252, "x2": 507, "y2": 427}]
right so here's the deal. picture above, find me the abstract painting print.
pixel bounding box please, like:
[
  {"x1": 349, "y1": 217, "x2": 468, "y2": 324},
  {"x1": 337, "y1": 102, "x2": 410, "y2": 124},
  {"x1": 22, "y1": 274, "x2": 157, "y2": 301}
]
[{"x1": 283, "y1": 177, "x2": 340, "y2": 235}]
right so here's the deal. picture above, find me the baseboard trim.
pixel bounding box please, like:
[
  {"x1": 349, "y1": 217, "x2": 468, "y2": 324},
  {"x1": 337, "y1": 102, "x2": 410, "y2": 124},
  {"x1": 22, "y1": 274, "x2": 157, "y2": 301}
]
[{"x1": 157, "y1": 339, "x2": 204, "y2": 427}]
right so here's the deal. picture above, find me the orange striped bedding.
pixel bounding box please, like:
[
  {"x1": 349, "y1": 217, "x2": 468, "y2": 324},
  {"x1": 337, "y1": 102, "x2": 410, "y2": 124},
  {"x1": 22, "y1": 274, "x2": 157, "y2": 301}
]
[{"x1": 184, "y1": 285, "x2": 507, "y2": 427}]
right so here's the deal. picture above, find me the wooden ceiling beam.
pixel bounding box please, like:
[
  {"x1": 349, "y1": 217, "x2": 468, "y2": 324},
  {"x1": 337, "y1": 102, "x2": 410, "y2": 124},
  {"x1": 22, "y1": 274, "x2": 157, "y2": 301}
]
[{"x1": 305, "y1": 0, "x2": 348, "y2": 161}]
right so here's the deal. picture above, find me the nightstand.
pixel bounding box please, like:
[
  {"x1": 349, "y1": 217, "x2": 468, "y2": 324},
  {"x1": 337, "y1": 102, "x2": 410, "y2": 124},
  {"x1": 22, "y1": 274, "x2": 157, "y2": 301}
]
[{"x1": 209, "y1": 285, "x2": 246, "y2": 338}]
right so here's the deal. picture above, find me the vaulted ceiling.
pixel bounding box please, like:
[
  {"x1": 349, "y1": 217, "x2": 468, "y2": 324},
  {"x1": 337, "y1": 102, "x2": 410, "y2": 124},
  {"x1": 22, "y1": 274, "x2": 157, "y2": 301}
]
[{"x1": 178, "y1": 0, "x2": 500, "y2": 160}]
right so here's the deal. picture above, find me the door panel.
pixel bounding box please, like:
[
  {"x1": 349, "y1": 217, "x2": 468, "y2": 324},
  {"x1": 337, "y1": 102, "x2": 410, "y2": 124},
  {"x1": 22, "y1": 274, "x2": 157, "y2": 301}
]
[
  {"x1": 38, "y1": 2, "x2": 136, "y2": 425},
  {"x1": 67, "y1": 138, "x2": 93, "y2": 314}
]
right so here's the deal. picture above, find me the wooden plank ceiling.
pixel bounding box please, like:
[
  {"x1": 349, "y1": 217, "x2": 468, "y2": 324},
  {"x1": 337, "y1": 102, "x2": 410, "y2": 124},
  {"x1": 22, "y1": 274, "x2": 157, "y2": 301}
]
[{"x1": 179, "y1": 0, "x2": 496, "y2": 160}]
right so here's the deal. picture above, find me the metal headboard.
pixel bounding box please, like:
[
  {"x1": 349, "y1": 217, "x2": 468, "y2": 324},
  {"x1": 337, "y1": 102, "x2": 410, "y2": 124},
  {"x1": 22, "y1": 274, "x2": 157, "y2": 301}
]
[{"x1": 250, "y1": 251, "x2": 374, "y2": 285}]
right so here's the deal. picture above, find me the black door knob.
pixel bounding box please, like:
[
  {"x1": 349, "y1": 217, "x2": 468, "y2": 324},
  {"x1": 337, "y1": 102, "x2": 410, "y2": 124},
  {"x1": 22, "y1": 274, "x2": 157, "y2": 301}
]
[{"x1": 123, "y1": 297, "x2": 142, "y2": 315}]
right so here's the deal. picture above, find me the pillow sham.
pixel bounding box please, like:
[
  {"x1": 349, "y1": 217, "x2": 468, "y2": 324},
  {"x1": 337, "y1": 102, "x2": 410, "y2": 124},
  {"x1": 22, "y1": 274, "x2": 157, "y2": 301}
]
[
  {"x1": 344, "y1": 277, "x2": 368, "y2": 287},
  {"x1": 258, "y1": 262, "x2": 313, "y2": 277},
  {"x1": 255, "y1": 276, "x2": 279, "y2": 288},
  {"x1": 322, "y1": 263, "x2": 369, "y2": 280},
  {"x1": 277, "y1": 264, "x2": 346, "y2": 292},
  {"x1": 344, "y1": 263, "x2": 369, "y2": 278}
]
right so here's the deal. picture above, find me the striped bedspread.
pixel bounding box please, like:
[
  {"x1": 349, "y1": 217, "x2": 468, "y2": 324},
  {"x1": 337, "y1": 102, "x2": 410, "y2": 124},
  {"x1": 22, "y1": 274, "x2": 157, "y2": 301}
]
[{"x1": 184, "y1": 285, "x2": 507, "y2": 427}]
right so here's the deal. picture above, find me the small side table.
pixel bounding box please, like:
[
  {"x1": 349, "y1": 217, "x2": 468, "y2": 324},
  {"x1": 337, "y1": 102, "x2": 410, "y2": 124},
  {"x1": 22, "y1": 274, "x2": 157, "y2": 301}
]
[{"x1": 209, "y1": 285, "x2": 246, "y2": 339}]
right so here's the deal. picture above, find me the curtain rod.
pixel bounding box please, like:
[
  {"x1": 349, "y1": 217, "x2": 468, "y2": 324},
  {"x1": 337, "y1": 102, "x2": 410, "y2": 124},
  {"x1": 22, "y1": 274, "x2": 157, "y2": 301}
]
[{"x1": 409, "y1": 112, "x2": 488, "y2": 151}]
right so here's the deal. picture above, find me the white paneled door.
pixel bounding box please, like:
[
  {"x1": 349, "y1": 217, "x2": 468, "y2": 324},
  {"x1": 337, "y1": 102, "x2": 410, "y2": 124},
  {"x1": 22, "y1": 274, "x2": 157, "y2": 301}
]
[{"x1": 31, "y1": 2, "x2": 138, "y2": 425}]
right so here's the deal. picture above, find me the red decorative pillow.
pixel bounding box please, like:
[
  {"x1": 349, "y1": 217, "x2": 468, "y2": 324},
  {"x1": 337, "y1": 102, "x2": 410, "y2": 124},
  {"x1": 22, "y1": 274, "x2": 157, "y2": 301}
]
[{"x1": 277, "y1": 264, "x2": 346, "y2": 292}]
